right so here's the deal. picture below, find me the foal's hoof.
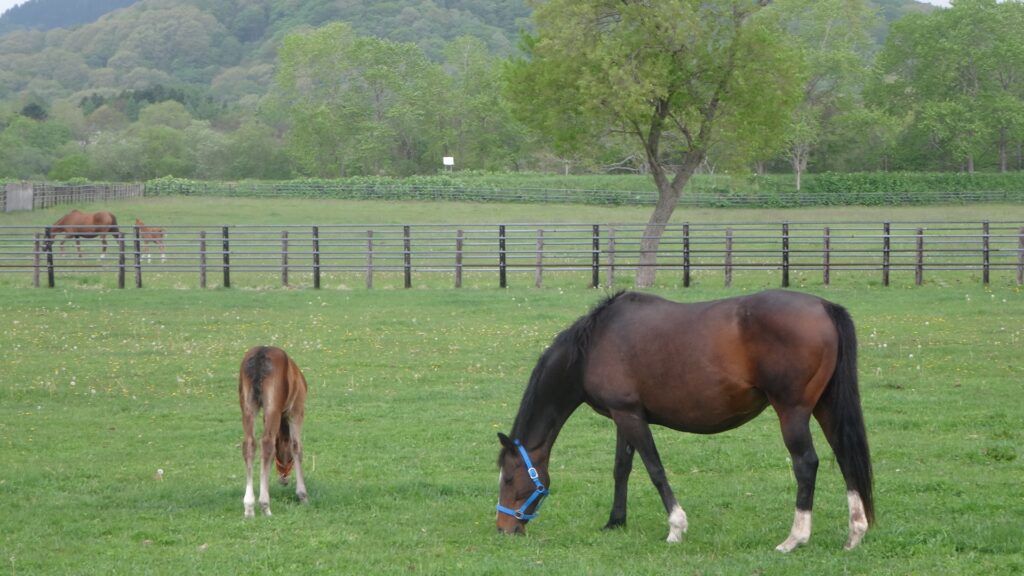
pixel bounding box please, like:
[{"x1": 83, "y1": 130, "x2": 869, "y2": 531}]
[
  {"x1": 261, "y1": 504, "x2": 272, "y2": 517},
  {"x1": 244, "y1": 507, "x2": 255, "y2": 519},
  {"x1": 297, "y1": 491, "x2": 309, "y2": 503}
]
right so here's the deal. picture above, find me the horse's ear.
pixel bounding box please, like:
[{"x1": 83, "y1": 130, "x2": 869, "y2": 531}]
[{"x1": 497, "y1": 432, "x2": 515, "y2": 450}]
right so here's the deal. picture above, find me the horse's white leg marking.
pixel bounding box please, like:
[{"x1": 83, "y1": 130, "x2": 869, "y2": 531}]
[
  {"x1": 666, "y1": 504, "x2": 688, "y2": 543},
  {"x1": 776, "y1": 509, "x2": 812, "y2": 553},
  {"x1": 845, "y1": 491, "x2": 869, "y2": 550}
]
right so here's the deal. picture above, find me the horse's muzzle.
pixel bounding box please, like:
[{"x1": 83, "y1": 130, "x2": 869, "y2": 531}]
[{"x1": 496, "y1": 522, "x2": 526, "y2": 535}]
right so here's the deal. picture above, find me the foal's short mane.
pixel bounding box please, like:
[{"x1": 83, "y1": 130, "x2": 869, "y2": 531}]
[{"x1": 509, "y1": 291, "x2": 627, "y2": 442}]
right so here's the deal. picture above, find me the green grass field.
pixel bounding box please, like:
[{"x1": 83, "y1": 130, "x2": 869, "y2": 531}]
[{"x1": 1, "y1": 199, "x2": 1023, "y2": 574}]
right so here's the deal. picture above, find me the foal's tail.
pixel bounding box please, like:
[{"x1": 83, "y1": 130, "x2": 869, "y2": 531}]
[
  {"x1": 820, "y1": 302, "x2": 875, "y2": 524},
  {"x1": 242, "y1": 346, "x2": 272, "y2": 408}
]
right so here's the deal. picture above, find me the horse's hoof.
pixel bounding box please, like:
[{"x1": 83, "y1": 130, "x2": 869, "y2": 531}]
[
  {"x1": 244, "y1": 508, "x2": 255, "y2": 518},
  {"x1": 775, "y1": 537, "x2": 807, "y2": 553},
  {"x1": 602, "y1": 520, "x2": 626, "y2": 531},
  {"x1": 261, "y1": 504, "x2": 272, "y2": 517},
  {"x1": 297, "y1": 491, "x2": 308, "y2": 503},
  {"x1": 844, "y1": 532, "x2": 865, "y2": 550}
]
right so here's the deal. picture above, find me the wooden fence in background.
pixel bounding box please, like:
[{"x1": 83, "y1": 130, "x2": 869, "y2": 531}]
[
  {"x1": 0, "y1": 182, "x2": 144, "y2": 212},
  {"x1": 0, "y1": 221, "x2": 1021, "y2": 289}
]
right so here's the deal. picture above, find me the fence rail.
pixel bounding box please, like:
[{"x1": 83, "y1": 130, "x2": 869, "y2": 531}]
[{"x1": 0, "y1": 221, "x2": 1021, "y2": 289}]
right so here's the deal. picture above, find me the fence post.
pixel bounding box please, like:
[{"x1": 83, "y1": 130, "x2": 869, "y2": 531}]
[
  {"x1": 199, "y1": 231, "x2": 207, "y2": 289},
  {"x1": 45, "y1": 226, "x2": 54, "y2": 288},
  {"x1": 403, "y1": 225, "x2": 412, "y2": 289},
  {"x1": 982, "y1": 220, "x2": 990, "y2": 285},
  {"x1": 134, "y1": 226, "x2": 143, "y2": 289},
  {"x1": 683, "y1": 223, "x2": 691, "y2": 287},
  {"x1": 882, "y1": 222, "x2": 891, "y2": 287},
  {"x1": 606, "y1": 227, "x2": 616, "y2": 289},
  {"x1": 117, "y1": 233, "x2": 125, "y2": 289},
  {"x1": 33, "y1": 234, "x2": 40, "y2": 288},
  {"x1": 916, "y1": 228, "x2": 924, "y2": 286},
  {"x1": 591, "y1": 225, "x2": 600, "y2": 288},
  {"x1": 366, "y1": 230, "x2": 374, "y2": 289},
  {"x1": 499, "y1": 224, "x2": 507, "y2": 288},
  {"x1": 222, "y1": 226, "x2": 230, "y2": 289},
  {"x1": 455, "y1": 229, "x2": 463, "y2": 289},
  {"x1": 312, "y1": 226, "x2": 321, "y2": 289},
  {"x1": 823, "y1": 226, "x2": 831, "y2": 286},
  {"x1": 782, "y1": 222, "x2": 790, "y2": 288},
  {"x1": 1017, "y1": 226, "x2": 1023, "y2": 286},
  {"x1": 725, "y1": 228, "x2": 733, "y2": 288},
  {"x1": 281, "y1": 230, "x2": 289, "y2": 287},
  {"x1": 535, "y1": 230, "x2": 544, "y2": 289}
]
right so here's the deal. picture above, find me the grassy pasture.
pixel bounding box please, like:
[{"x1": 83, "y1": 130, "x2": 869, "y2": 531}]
[
  {"x1": 1, "y1": 284, "x2": 1022, "y2": 574},
  {"x1": 1, "y1": 198, "x2": 1022, "y2": 574}
]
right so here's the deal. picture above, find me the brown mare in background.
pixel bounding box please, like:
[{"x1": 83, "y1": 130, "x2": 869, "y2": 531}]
[
  {"x1": 134, "y1": 219, "x2": 166, "y2": 262},
  {"x1": 239, "y1": 346, "x2": 309, "y2": 517},
  {"x1": 47, "y1": 209, "x2": 120, "y2": 257},
  {"x1": 496, "y1": 290, "x2": 873, "y2": 552}
]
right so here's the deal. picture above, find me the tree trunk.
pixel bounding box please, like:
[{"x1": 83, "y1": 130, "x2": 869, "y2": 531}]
[
  {"x1": 635, "y1": 183, "x2": 684, "y2": 288},
  {"x1": 635, "y1": 153, "x2": 702, "y2": 288},
  {"x1": 998, "y1": 127, "x2": 1008, "y2": 173}
]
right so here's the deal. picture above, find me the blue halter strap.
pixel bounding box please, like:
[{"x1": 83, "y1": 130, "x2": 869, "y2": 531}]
[{"x1": 496, "y1": 439, "x2": 549, "y2": 521}]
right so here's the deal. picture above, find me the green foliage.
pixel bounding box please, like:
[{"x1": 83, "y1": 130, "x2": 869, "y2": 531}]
[{"x1": 873, "y1": 0, "x2": 1024, "y2": 171}]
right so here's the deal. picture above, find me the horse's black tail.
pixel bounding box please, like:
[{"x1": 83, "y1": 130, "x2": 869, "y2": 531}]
[
  {"x1": 243, "y1": 346, "x2": 271, "y2": 409},
  {"x1": 820, "y1": 302, "x2": 875, "y2": 524}
]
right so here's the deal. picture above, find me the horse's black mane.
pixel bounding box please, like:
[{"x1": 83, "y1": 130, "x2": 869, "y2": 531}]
[{"x1": 509, "y1": 291, "x2": 629, "y2": 442}]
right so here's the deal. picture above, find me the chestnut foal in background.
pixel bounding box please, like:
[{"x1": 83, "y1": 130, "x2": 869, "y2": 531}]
[{"x1": 239, "y1": 346, "x2": 309, "y2": 517}]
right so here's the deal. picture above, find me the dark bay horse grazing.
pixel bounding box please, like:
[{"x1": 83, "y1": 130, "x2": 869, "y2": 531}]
[
  {"x1": 47, "y1": 210, "x2": 120, "y2": 257},
  {"x1": 134, "y1": 219, "x2": 166, "y2": 262},
  {"x1": 239, "y1": 346, "x2": 309, "y2": 517},
  {"x1": 496, "y1": 290, "x2": 874, "y2": 552}
]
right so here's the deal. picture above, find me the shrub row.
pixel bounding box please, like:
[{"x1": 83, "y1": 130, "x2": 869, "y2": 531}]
[{"x1": 138, "y1": 172, "x2": 1024, "y2": 208}]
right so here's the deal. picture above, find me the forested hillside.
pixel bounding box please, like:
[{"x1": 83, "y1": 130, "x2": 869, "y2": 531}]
[
  {"x1": 0, "y1": 0, "x2": 138, "y2": 34},
  {"x1": 0, "y1": 0, "x2": 528, "y2": 102},
  {"x1": 5, "y1": 0, "x2": 1021, "y2": 186}
]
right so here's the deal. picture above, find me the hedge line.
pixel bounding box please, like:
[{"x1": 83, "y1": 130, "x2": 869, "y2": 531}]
[{"x1": 137, "y1": 172, "x2": 1024, "y2": 207}]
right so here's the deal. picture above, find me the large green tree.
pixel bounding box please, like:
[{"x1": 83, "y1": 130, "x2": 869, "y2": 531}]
[
  {"x1": 274, "y1": 22, "x2": 447, "y2": 177},
  {"x1": 506, "y1": 0, "x2": 803, "y2": 287}
]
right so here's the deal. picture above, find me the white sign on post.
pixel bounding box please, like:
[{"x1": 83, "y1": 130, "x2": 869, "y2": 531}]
[{"x1": 442, "y1": 157, "x2": 454, "y2": 166}]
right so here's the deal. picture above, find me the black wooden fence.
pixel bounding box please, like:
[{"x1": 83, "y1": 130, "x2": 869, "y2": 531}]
[{"x1": 0, "y1": 221, "x2": 1021, "y2": 289}]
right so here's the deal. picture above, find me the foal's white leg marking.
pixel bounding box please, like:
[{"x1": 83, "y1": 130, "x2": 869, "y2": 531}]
[
  {"x1": 775, "y1": 509, "x2": 812, "y2": 553},
  {"x1": 845, "y1": 491, "x2": 869, "y2": 550},
  {"x1": 666, "y1": 505, "x2": 688, "y2": 543},
  {"x1": 243, "y1": 477, "x2": 256, "y2": 518}
]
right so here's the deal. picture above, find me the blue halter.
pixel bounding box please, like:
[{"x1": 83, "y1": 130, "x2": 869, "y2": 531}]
[{"x1": 496, "y1": 439, "x2": 549, "y2": 521}]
